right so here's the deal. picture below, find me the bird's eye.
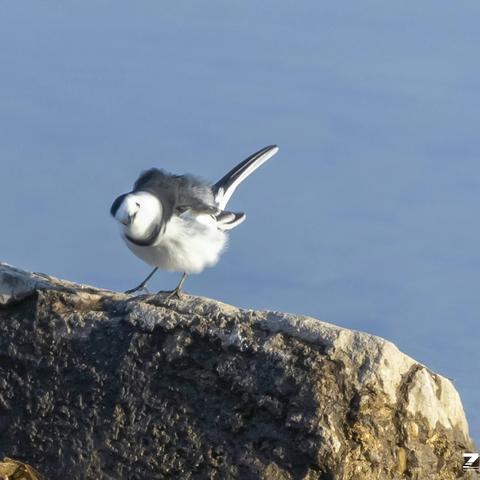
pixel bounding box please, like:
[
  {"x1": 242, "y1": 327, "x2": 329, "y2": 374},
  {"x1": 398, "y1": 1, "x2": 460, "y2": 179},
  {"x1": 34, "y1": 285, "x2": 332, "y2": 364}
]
[{"x1": 135, "y1": 202, "x2": 140, "y2": 208}]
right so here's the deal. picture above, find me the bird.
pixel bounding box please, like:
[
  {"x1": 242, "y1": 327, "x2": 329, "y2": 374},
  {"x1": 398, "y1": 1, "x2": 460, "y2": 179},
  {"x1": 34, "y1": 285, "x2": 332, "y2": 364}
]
[{"x1": 110, "y1": 145, "x2": 279, "y2": 297}]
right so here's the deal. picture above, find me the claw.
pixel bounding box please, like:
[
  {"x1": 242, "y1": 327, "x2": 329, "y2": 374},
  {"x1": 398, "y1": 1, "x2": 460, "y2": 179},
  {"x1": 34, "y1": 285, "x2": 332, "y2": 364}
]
[
  {"x1": 124, "y1": 267, "x2": 158, "y2": 295},
  {"x1": 157, "y1": 287, "x2": 183, "y2": 300},
  {"x1": 156, "y1": 272, "x2": 188, "y2": 300},
  {"x1": 165, "y1": 288, "x2": 182, "y2": 300},
  {"x1": 125, "y1": 285, "x2": 150, "y2": 295}
]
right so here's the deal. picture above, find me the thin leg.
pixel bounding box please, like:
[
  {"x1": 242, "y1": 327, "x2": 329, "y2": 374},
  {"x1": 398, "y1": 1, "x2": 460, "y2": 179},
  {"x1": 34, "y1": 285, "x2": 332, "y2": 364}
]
[
  {"x1": 125, "y1": 267, "x2": 158, "y2": 294},
  {"x1": 159, "y1": 272, "x2": 188, "y2": 299}
]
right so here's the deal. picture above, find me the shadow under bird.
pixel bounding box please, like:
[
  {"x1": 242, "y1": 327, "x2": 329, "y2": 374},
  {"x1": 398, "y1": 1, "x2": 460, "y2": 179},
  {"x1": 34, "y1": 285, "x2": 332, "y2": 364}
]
[{"x1": 110, "y1": 145, "x2": 279, "y2": 297}]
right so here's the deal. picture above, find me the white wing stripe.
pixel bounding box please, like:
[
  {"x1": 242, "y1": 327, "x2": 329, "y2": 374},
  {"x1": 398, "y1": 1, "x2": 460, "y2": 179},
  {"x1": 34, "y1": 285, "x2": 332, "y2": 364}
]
[{"x1": 216, "y1": 146, "x2": 279, "y2": 209}]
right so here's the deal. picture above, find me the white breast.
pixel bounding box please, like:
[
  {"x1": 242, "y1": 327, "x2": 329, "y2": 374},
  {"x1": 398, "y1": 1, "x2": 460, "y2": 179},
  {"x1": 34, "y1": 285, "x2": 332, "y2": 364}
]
[{"x1": 124, "y1": 212, "x2": 228, "y2": 274}]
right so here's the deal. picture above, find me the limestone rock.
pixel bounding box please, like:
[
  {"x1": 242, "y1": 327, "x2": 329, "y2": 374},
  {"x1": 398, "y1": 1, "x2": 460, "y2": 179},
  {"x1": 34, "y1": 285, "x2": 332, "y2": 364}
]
[
  {"x1": 0, "y1": 457, "x2": 40, "y2": 479},
  {"x1": 0, "y1": 263, "x2": 475, "y2": 479}
]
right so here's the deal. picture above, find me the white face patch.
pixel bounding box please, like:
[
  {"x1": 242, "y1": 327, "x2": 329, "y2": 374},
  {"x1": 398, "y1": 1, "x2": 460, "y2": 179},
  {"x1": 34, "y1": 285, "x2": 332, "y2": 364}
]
[
  {"x1": 116, "y1": 192, "x2": 163, "y2": 242},
  {"x1": 114, "y1": 196, "x2": 139, "y2": 226}
]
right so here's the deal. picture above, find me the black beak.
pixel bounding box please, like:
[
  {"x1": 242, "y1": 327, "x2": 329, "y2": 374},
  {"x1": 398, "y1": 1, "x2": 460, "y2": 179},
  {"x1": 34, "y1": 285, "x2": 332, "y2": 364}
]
[{"x1": 122, "y1": 212, "x2": 137, "y2": 227}]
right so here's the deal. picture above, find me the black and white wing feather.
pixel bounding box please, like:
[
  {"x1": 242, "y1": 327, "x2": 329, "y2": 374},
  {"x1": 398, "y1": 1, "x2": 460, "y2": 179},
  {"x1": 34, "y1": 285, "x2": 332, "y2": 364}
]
[
  {"x1": 133, "y1": 145, "x2": 278, "y2": 231},
  {"x1": 215, "y1": 210, "x2": 246, "y2": 230},
  {"x1": 212, "y1": 145, "x2": 279, "y2": 210}
]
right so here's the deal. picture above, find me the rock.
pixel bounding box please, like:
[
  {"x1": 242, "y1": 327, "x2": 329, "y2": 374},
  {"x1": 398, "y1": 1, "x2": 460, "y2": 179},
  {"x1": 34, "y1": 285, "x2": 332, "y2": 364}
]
[
  {"x1": 0, "y1": 457, "x2": 40, "y2": 479},
  {"x1": 0, "y1": 263, "x2": 475, "y2": 479}
]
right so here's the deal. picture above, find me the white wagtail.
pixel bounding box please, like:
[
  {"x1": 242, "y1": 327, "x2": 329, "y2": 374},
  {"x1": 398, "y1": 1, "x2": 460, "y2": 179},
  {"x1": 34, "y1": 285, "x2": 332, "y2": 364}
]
[{"x1": 110, "y1": 145, "x2": 279, "y2": 297}]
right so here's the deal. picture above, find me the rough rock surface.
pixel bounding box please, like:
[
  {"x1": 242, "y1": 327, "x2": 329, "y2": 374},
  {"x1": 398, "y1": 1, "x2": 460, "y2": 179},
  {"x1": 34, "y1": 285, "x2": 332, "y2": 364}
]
[{"x1": 0, "y1": 263, "x2": 475, "y2": 479}]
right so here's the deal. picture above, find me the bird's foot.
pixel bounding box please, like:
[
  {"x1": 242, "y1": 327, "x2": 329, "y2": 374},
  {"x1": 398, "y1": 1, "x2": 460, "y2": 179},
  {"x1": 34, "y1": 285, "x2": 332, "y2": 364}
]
[
  {"x1": 156, "y1": 287, "x2": 183, "y2": 300},
  {"x1": 154, "y1": 273, "x2": 187, "y2": 301},
  {"x1": 125, "y1": 284, "x2": 150, "y2": 295}
]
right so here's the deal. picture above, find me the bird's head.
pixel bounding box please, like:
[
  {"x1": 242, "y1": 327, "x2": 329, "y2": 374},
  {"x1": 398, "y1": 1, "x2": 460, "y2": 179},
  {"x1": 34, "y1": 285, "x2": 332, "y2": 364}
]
[{"x1": 110, "y1": 191, "x2": 163, "y2": 242}]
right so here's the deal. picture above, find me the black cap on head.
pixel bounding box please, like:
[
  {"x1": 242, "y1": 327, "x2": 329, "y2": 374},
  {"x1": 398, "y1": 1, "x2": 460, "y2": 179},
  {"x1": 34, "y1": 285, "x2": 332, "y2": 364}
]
[{"x1": 110, "y1": 193, "x2": 128, "y2": 217}]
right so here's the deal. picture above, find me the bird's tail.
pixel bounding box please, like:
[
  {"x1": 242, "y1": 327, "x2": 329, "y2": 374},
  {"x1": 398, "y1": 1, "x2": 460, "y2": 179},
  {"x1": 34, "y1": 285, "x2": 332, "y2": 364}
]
[{"x1": 213, "y1": 145, "x2": 279, "y2": 210}]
